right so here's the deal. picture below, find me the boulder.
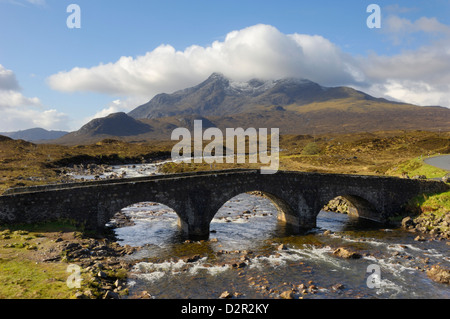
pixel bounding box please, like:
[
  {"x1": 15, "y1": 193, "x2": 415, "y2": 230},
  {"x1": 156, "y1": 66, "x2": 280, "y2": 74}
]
[
  {"x1": 280, "y1": 290, "x2": 294, "y2": 299},
  {"x1": 333, "y1": 247, "x2": 362, "y2": 259},
  {"x1": 427, "y1": 265, "x2": 450, "y2": 284},
  {"x1": 219, "y1": 291, "x2": 232, "y2": 299},
  {"x1": 401, "y1": 216, "x2": 416, "y2": 229}
]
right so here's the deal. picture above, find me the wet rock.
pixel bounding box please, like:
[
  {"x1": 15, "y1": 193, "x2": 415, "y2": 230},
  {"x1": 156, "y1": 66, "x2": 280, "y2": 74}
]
[
  {"x1": 401, "y1": 216, "x2": 416, "y2": 229},
  {"x1": 104, "y1": 290, "x2": 120, "y2": 299},
  {"x1": 427, "y1": 265, "x2": 450, "y2": 284},
  {"x1": 323, "y1": 196, "x2": 349, "y2": 214},
  {"x1": 280, "y1": 290, "x2": 294, "y2": 299},
  {"x1": 184, "y1": 255, "x2": 202, "y2": 263},
  {"x1": 414, "y1": 235, "x2": 426, "y2": 242},
  {"x1": 277, "y1": 244, "x2": 287, "y2": 251},
  {"x1": 297, "y1": 283, "x2": 306, "y2": 290},
  {"x1": 219, "y1": 291, "x2": 232, "y2": 299},
  {"x1": 333, "y1": 247, "x2": 362, "y2": 259},
  {"x1": 331, "y1": 283, "x2": 345, "y2": 291}
]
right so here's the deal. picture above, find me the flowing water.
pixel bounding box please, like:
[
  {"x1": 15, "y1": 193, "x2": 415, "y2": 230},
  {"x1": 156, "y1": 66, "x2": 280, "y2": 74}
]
[{"x1": 74, "y1": 164, "x2": 450, "y2": 299}]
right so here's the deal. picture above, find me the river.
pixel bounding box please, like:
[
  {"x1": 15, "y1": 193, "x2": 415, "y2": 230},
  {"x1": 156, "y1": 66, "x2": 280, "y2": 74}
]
[{"x1": 72, "y1": 164, "x2": 450, "y2": 299}]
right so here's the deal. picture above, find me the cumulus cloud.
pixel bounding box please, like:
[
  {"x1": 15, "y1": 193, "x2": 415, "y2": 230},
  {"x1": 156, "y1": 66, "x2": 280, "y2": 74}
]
[
  {"x1": 358, "y1": 15, "x2": 450, "y2": 107},
  {"x1": 82, "y1": 96, "x2": 149, "y2": 125},
  {"x1": 48, "y1": 24, "x2": 364, "y2": 98},
  {"x1": 384, "y1": 15, "x2": 450, "y2": 36},
  {"x1": 0, "y1": 64, "x2": 68, "y2": 131},
  {"x1": 0, "y1": 64, "x2": 20, "y2": 91},
  {"x1": 47, "y1": 21, "x2": 450, "y2": 111}
]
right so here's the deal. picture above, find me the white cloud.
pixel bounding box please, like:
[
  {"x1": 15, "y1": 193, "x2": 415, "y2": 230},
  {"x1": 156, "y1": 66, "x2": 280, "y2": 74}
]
[
  {"x1": 48, "y1": 24, "x2": 364, "y2": 99},
  {"x1": 384, "y1": 15, "x2": 450, "y2": 35},
  {"x1": 359, "y1": 15, "x2": 450, "y2": 107},
  {"x1": 0, "y1": 65, "x2": 68, "y2": 131},
  {"x1": 0, "y1": 64, "x2": 20, "y2": 91},
  {"x1": 0, "y1": 108, "x2": 68, "y2": 132},
  {"x1": 47, "y1": 21, "x2": 450, "y2": 116},
  {"x1": 82, "y1": 96, "x2": 149, "y2": 125}
]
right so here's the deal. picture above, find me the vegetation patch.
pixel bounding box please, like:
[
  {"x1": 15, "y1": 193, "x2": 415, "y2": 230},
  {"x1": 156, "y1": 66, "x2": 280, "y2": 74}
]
[
  {"x1": 404, "y1": 191, "x2": 450, "y2": 238},
  {"x1": 387, "y1": 156, "x2": 448, "y2": 179}
]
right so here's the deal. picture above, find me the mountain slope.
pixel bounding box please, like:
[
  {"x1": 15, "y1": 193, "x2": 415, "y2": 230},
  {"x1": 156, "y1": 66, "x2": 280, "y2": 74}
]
[
  {"x1": 128, "y1": 73, "x2": 397, "y2": 120},
  {"x1": 53, "y1": 112, "x2": 153, "y2": 144},
  {"x1": 50, "y1": 74, "x2": 450, "y2": 144}
]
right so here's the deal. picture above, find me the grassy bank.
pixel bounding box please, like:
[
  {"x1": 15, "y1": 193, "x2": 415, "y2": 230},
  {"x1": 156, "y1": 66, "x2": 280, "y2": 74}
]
[
  {"x1": 405, "y1": 190, "x2": 450, "y2": 238},
  {"x1": 387, "y1": 156, "x2": 449, "y2": 179},
  {"x1": 0, "y1": 223, "x2": 82, "y2": 299}
]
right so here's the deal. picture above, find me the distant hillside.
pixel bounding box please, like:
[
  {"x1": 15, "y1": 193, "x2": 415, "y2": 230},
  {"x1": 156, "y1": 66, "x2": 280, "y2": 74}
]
[
  {"x1": 53, "y1": 112, "x2": 153, "y2": 144},
  {"x1": 0, "y1": 128, "x2": 68, "y2": 142}
]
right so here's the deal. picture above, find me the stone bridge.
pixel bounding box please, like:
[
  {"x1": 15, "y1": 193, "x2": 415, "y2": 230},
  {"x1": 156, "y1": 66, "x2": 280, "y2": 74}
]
[{"x1": 0, "y1": 169, "x2": 448, "y2": 239}]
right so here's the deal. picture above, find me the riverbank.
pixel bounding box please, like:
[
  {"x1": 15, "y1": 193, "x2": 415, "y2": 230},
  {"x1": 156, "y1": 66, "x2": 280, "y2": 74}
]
[
  {"x1": 403, "y1": 190, "x2": 450, "y2": 239},
  {"x1": 0, "y1": 223, "x2": 138, "y2": 299}
]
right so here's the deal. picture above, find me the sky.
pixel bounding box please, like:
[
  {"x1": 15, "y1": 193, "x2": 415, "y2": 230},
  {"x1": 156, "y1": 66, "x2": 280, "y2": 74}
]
[{"x1": 0, "y1": 0, "x2": 450, "y2": 132}]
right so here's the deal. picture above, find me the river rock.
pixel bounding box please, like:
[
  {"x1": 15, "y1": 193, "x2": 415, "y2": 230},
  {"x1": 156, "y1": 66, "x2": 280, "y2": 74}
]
[
  {"x1": 219, "y1": 291, "x2": 232, "y2": 299},
  {"x1": 104, "y1": 290, "x2": 120, "y2": 299},
  {"x1": 401, "y1": 216, "x2": 416, "y2": 229},
  {"x1": 414, "y1": 235, "x2": 426, "y2": 242},
  {"x1": 333, "y1": 247, "x2": 362, "y2": 259},
  {"x1": 184, "y1": 255, "x2": 202, "y2": 263},
  {"x1": 426, "y1": 265, "x2": 450, "y2": 284},
  {"x1": 280, "y1": 290, "x2": 294, "y2": 299},
  {"x1": 331, "y1": 283, "x2": 345, "y2": 291}
]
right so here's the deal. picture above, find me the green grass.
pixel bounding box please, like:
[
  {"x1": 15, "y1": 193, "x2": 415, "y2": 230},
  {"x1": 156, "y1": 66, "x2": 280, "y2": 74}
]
[
  {"x1": 406, "y1": 190, "x2": 450, "y2": 233},
  {"x1": 0, "y1": 258, "x2": 74, "y2": 299},
  {"x1": 388, "y1": 156, "x2": 448, "y2": 179},
  {"x1": 411, "y1": 191, "x2": 450, "y2": 215}
]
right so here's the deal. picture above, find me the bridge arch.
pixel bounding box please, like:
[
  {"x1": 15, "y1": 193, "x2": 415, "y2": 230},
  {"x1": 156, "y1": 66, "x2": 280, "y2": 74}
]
[
  {"x1": 108, "y1": 201, "x2": 182, "y2": 245},
  {"x1": 212, "y1": 190, "x2": 294, "y2": 224},
  {"x1": 95, "y1": 192, "x2": 186, "y2": 234}
]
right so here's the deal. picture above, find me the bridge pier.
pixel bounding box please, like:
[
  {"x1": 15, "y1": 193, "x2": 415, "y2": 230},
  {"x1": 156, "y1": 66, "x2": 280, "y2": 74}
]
[{"x1": 177, "y1": 217, "x2": 211, "y2": 240}]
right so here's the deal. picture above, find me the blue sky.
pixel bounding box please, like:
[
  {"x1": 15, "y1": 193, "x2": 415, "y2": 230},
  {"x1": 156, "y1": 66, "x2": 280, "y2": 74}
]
[{"x1": 1, "y1": 0, "x2": 450, "y2": 131}]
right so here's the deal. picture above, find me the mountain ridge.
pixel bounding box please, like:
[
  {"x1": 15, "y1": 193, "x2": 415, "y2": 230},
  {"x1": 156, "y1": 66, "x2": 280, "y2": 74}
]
[
  {"x1": 128, "y1": 73, "x2": 404, "y2": 120},
  {"x1": 49, "y1": 73, "x2": 450, "y2": 144}
]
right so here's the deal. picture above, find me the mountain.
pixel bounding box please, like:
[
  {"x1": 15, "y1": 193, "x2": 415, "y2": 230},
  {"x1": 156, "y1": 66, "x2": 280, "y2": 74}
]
[
  {"x1": 53, "y1": 112, "x2": 153, "y2": 144},
  {"x1": 51, "y1": 73, "x2": 450, "y2": 144},
  {"x1": 128, "y1": 72, "x2": 392, "y2": 119},
  {"x1": 0, "y1": 128, "x2": 68, "y2": 142}
]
